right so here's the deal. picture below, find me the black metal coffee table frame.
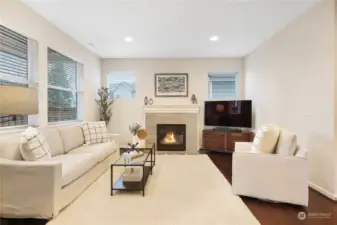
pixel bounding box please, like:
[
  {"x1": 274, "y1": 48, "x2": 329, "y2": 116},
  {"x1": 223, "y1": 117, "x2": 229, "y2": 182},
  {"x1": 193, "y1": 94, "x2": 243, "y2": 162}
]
[{"x1": 111, "y1": 143, "x2": 155, "y2": 196}]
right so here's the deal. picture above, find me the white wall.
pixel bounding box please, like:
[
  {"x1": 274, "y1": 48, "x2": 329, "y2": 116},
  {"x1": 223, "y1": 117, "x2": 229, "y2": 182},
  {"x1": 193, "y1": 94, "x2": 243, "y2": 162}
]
[
  {"x1": 101, "y1": 58, "x2": 244, "y2": 143},
  {"x1": 245, "y1": 0, "x2": 337, "y2": 197},
  {"x1": 0, "y1": 0, "x2": 101, "y2": 128}
]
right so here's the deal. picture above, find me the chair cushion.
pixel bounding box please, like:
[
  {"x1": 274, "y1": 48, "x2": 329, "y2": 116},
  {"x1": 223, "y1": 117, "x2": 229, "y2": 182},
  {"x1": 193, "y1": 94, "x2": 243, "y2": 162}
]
[
  {"x1": 275, "y1": 128, "x2": 297, "y2": 156},
  {"x1": 251, "y1": 124, "x2": 280, "y2": 154},
  {"x1": 41, "y1": 128, "x2": 64, "y2": 157},
  {"x1": 67, "y1": 142, "x2": 118, "y2": 163},
  {"x1": 51, "y1": 153, "x2": 97, "y2": 187},
  {"x1": 0, "y1": 134, "x2": 23, "y2": 160},
  {"x1": 82, "y1": 122, "x2": 108, "y2": 145},
  {"x1": 58, "y1": 125, "x2": 84, "y2": 153}
]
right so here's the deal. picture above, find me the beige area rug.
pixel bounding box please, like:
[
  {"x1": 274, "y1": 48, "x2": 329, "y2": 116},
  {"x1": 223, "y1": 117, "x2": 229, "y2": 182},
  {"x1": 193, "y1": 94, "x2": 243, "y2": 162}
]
[{"x1": 48, "y1": 155, "x2": 260, "y2": 225}]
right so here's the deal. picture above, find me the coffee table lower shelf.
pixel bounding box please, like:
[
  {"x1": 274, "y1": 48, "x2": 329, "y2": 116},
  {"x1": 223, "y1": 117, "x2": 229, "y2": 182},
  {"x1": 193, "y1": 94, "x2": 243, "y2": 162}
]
[{"x1": 111, "y1": 166, "x2": 152, "y2": 196}]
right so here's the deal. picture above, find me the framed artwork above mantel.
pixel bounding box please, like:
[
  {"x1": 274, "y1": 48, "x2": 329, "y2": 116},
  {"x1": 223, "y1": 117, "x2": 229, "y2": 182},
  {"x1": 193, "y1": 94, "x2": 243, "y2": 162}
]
[{"x1": 154, "y1": 73, "x2": 188, "y2": 97}]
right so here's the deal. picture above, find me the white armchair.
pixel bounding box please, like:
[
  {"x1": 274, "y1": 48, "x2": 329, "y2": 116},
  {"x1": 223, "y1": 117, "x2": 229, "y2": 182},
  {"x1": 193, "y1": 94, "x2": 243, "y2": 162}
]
[{"x1": 232, "y1": 142, "x2": 309, "y2": 206}]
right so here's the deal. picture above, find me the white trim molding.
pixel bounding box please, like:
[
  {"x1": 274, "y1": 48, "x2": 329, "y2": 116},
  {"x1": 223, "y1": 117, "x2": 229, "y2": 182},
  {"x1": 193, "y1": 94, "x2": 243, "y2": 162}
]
[
  {"x1": 309, "y1": 182, "x2": 337, "y2": 201},
  {"x1": 143, "y1": 105, "x2": 201, "y2": 114}
]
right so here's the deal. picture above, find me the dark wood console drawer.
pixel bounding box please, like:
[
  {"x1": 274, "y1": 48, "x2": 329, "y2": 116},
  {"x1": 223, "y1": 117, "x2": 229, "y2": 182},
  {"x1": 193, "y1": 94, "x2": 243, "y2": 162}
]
[{"x1": 202, "y1": 130, "x2": 254, "y2": 153}]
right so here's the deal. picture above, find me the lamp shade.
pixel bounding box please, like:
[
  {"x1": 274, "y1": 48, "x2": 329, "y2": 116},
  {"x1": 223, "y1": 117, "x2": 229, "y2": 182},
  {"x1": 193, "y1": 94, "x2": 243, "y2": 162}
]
[{"x1": 0, "y1": 85, "x2": 38, "y2": 115}]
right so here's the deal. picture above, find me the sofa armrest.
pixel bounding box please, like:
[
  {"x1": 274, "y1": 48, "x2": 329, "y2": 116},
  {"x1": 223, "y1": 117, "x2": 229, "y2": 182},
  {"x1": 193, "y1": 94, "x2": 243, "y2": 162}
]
[
  {"x1": 107, "y1": 133, "x2": 120, "y2": 143},
  {"x1": 235, "y1": 142, "x2": 253, "y2": 152},
  {"x1": 0, "y1": 159, "x2": 62, "y2": 219},
  {"x1": 232, "y1": 152, "x2": 308, "y2": 206}
]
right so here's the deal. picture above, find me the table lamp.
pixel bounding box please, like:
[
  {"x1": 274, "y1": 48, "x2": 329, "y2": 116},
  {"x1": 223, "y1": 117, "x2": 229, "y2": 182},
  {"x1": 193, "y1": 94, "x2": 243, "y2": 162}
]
[{"x1": 0, "y1": 85, "x2": 38, "y2": 124}]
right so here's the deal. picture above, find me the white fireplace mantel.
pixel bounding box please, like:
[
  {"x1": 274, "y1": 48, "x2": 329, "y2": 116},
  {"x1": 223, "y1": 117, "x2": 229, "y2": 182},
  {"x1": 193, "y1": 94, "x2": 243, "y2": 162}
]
[
  {"x1": 143, "y1": 105, "x2": 201, "y2": 114},
  {"x1": 143, "y1": 105, "x2": 201, "y2": 154}
]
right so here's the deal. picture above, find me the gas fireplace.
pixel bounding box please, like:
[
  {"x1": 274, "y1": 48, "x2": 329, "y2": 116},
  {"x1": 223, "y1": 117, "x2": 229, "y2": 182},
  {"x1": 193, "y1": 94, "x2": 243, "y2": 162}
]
[{"x1": 157, "y1": 124, "x2": 186, "y2": 151}]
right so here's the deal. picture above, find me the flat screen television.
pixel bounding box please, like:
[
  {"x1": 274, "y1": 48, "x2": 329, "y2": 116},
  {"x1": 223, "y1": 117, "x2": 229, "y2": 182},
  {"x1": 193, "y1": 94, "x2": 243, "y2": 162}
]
[{"x1": 204, "y1": 100, "x2": 252, "y2": 128}]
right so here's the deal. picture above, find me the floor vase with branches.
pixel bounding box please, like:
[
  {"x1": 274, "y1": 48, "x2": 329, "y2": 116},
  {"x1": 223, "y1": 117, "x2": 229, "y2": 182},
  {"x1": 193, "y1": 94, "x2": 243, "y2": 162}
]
[{"x1": 96, "y1": 87, "x2": 113, "y2": 125}]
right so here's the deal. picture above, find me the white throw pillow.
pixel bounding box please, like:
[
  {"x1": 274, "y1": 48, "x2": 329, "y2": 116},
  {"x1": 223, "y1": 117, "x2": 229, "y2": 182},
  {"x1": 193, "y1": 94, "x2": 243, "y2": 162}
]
[
  {"x1": 251, "y1": 124, "x2": 280, "y2": 154},
  {"x1": 19, "y1": 127, "x2": 51, "y2": 161},
  {"x1": 82, "y1": 121, "x2": 108, "y2": 145},
  {"x1": 275, "y1": 128, "x2": 297, "y2": 156}
]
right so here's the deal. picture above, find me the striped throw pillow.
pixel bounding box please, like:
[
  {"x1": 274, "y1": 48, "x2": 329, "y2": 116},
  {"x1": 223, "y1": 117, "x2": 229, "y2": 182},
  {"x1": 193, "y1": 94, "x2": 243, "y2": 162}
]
[
  {"x1": 82, "y1": 121, "x2": 108, "y2": 145},
  {"x1": 19, "y1": 127, "x2": 51, "y2": 161}
]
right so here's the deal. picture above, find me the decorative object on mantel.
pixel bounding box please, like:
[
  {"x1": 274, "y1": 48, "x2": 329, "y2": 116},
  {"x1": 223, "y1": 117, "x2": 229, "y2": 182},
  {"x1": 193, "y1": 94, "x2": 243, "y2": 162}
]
[
  {"x1": 155, "y1": 73, "x2": 188, "y2": 97},
  {"x1": 95, "y1": 86, "x2": 114, "y2": 125},
  {"x1": 144, "y1": 96, "x2": 148, "y2": 105},
  {"x1": 191, "y1": 94, "x2": 198, "y2": 104},
  {"x1": 129, "y1": 122, "x2": 142, "y2": 144},
  {"x1": 148, "y1": 98, "x2": 153, "y2": 105}
]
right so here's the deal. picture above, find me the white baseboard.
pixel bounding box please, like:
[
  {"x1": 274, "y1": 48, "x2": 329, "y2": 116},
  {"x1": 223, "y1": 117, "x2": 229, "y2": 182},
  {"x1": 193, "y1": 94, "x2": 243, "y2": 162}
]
[{"x1": 309, "y1": 182, "x2": 337, "y2": 201}]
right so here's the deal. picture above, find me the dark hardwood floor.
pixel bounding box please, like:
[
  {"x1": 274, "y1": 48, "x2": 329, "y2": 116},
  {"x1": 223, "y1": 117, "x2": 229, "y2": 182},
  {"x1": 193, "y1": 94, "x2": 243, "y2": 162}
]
[
  {"x1": 208, "y1": 151, "x2": 337, "y2": 225},
  {"x1": 1, "y1": 152, "x2": 336, "y2": 225}
]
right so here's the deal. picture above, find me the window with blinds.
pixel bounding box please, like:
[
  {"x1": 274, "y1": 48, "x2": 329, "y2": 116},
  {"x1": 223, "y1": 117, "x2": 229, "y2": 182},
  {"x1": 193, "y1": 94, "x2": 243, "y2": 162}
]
[
  {"x1": 0, "y1": 25, "x2": 28, "y2": 127},
  {"x1": 208, "y1": 73, "x2": 238, "y2": 99},
  {"x1": 48, "y1": 48, "x2": 80, "y2": 123}
]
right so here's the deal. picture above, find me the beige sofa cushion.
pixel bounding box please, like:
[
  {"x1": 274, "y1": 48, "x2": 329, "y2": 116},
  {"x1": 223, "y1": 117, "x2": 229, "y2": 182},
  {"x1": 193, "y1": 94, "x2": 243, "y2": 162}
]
[
  {"x1": 0, "y1": 134, "x2": 23, "y2": 160},
  {"x1": 252, "y1": 124, "x2": 280, "y2": 154},
  {"x1": 41, "y1": 128, "x2": 64, "y2": 157},
  {"x1": 275, "y1": 128, "x2": 297, "y2": 156},
  {"x1": 67, "y1": 142, "x2": 118, "y2": 163},
  {"x1": 58, "y1": 125, "x2": 84, "y2": 153},
  {"x1": 51, "y1": 153, "x2": 97, "y2": 187}
]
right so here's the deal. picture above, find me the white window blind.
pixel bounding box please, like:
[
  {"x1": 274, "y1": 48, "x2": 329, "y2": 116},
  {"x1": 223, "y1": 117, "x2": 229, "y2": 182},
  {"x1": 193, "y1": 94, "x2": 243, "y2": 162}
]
[
  {"x1": 0, "y1": 25, "x2": 28, "y2": 127},
  {"x1": 208, "y1": 73, "x2": 238, "y2": 99},
  {"x1": 48, "y1": 48, "x2": 80, "y2": 123}
]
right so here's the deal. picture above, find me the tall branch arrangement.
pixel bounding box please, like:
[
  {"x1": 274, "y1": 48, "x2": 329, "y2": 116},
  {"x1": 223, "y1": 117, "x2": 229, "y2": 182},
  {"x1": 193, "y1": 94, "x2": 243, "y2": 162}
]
[{"x1": 95, "y1": 87, "x2": 113, "y2": 125}]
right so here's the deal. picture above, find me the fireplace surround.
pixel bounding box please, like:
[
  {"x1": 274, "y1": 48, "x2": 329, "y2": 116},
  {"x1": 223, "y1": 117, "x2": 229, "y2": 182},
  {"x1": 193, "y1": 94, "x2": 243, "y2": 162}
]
[
  {"x1": 157, "y1": 124, "x2": 186, "y2": 151},
  {"x1": 144, "y1": 105, "x2": 200, "y2": 154}
]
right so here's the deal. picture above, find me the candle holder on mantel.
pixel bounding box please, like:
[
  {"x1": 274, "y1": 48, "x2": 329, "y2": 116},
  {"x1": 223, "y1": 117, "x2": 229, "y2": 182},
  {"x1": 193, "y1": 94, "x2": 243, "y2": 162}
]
[
  {"x1": 191, "y1": 94, "x2": 198, "y2": 104},
  {"x1": 148, "y1": 98, "x2": 153, "y2": 105}
]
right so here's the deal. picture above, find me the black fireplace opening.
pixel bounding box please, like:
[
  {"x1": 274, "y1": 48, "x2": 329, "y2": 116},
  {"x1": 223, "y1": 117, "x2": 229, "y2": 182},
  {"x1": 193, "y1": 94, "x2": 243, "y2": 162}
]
[{"x1": 157, "y1": 124, "x2": 186, "y2": 151}]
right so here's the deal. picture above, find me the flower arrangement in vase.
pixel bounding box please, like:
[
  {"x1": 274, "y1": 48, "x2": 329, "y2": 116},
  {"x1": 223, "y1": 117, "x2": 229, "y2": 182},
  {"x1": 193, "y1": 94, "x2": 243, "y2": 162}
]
[{"x1": 129, "y1": 123, "x2": 142, "y2": 145}]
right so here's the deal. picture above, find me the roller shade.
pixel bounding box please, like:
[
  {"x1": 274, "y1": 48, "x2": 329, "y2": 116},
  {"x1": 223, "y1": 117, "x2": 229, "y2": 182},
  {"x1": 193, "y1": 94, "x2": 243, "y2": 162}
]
[{"x1": 208, "y1": 73, "x2": 238, "y2": 99}]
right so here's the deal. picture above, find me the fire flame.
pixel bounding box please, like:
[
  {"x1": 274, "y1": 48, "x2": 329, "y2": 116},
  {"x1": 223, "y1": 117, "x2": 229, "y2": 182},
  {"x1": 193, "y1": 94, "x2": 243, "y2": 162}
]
[{"x1": 162, "y1": 132, "x2": 177, "y2": 144}]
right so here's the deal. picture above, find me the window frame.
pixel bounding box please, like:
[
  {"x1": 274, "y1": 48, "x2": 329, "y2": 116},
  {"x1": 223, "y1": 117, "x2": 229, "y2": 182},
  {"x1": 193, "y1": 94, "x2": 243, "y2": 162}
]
[
  {"x1": 0, "y1": 25, "x2": 38, "y2": 129},
  {"x1": 47, "y1": 48, "x2": 82, "y2": 124},
  {"x1": 107, "y1": 71, "x2": 136, "y2": 99},
  {"x1": 208, "y1": 72, "x2": 238, "y2": 99}
]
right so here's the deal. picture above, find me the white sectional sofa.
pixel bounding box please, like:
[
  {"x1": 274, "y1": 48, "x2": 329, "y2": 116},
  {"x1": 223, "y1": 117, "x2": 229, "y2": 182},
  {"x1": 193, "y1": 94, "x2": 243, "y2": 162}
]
[{"x1": 0, "y1": 124, "x2": 119, "y2": 219}]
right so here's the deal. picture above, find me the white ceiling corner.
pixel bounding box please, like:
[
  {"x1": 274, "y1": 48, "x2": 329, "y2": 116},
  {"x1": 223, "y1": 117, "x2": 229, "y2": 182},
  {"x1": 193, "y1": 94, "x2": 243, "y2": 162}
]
[{"x1": 22, "y1": 0, "x2": 320, "y2": 58}]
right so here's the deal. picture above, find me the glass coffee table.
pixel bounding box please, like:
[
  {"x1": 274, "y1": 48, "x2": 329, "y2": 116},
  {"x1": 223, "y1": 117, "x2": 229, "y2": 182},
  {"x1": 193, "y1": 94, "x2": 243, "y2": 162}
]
[{"x1": 110, "y1": 143, "x2": 155, "y2": 196}]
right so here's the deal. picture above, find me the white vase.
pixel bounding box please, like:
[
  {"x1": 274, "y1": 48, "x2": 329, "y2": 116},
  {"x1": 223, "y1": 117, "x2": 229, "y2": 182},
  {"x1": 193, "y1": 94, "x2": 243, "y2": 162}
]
[
  {"x1": 132, "y1": 135, "x2": 138, "y2": 145},
  {"x1": 139, "y1": 139, "x2": 145, "y2": 148}
]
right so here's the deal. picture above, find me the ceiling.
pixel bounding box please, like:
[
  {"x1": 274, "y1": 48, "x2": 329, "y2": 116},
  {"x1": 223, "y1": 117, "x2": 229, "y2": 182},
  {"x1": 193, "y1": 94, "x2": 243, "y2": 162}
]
[{"x1": 22, "y1": 0, "x2": 319, "y2": 58}]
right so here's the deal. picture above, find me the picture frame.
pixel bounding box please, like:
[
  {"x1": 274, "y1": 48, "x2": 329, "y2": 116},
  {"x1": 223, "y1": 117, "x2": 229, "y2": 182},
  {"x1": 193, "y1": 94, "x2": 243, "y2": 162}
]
[{"x1": 154, "y1": 73, "x2": 188, "y2": 97}]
